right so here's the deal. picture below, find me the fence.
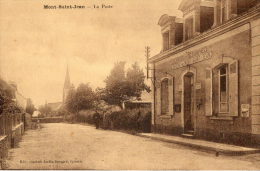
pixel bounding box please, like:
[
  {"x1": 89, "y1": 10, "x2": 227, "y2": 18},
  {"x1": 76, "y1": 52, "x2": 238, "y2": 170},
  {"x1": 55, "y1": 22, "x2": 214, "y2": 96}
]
[{"x1": 0, "y1": 113, "x2": 25, "y2": 137}]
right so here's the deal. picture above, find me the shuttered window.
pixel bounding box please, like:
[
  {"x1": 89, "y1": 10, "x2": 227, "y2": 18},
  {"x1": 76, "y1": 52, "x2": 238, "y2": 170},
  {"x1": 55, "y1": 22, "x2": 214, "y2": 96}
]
[
  {"x1": 161, "y1": 79, "x2": 169, "y2": 115},
  {"x1": 205, "y1": 60, "x2": 239, "y2": 117}
]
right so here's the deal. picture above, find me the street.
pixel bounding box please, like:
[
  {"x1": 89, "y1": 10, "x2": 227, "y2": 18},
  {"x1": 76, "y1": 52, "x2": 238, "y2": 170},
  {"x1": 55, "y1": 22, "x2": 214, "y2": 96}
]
[{"x1": 6, "y1": 123, "x2": 260, "y2": 170}]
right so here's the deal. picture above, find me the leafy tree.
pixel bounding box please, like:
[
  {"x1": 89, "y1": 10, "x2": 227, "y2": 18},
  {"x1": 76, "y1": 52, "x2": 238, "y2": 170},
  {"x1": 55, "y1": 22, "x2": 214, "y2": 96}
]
[
  {"x1": 103, "y1": 61, "x2": 150, "y2": 107},
  {"x1": 104, "y1": 62, "x2": 128, "y2": 106},
  {"x1": 0, "y1": 79, "x2": 18, "y2": 114},
  {"x1": 25, "y1": 98, "x2": 35, "y2": 115},
  {"x1": 65, "y1": 83, "x2": 96, "y2": 113},
  {"x1": 75, "y1": 83, "x2": 96, "y2": 111},
  {"x1": 65, "y1": 87, "x2": 77, "y2": 113},
  {"x1": 38, "y1": 104, "x2": 51, "y2": 116},
  {"x1": 126, "y1": 62, "x2": 150, "y2": 99}
]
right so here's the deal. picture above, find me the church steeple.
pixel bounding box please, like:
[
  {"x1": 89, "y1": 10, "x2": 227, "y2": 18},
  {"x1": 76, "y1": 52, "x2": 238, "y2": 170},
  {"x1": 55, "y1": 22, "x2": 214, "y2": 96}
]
[
  {"x1": 64, "y1": 65, "x2": 71, "y2": 89},
  {"x1": 63, "y1": 65, "x2": 72, "y2": 103}
]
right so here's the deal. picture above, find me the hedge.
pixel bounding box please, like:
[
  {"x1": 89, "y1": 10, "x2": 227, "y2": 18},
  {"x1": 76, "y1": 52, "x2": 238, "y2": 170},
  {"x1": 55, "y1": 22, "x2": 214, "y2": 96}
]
[{"x1": 76, "y1": 108, "x2": 151, "y2": 133}]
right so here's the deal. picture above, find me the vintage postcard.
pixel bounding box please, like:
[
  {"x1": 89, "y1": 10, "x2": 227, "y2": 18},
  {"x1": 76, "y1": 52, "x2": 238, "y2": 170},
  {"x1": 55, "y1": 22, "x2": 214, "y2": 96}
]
[{"x1": 0, "y1": 0, "x2": 260, "y2": 170}]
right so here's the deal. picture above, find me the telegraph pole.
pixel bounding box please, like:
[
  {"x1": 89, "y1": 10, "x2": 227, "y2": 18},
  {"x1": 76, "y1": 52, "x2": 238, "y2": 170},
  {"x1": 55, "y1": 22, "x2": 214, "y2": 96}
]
[{"x1": 145, "y1": 46, "x2": 151, "y2": 79}]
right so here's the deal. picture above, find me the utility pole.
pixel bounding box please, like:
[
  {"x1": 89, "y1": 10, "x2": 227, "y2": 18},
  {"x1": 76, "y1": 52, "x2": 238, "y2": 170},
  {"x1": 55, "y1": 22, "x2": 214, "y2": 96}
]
[{"x1": 145, "y1": 46, "x2": 151, "y2": 79}]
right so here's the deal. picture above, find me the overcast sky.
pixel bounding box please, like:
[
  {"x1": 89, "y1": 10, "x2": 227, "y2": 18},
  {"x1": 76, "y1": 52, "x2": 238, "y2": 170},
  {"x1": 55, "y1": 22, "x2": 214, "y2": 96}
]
[{"x1": 0, "y1": 0, "x2": 182, "y2": 107}]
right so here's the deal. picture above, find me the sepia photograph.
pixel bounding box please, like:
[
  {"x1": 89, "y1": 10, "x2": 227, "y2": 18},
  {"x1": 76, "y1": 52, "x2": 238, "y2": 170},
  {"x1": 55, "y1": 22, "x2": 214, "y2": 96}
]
[{"x1": 0, "y1": 0, "x2": 260, "y2": 170}]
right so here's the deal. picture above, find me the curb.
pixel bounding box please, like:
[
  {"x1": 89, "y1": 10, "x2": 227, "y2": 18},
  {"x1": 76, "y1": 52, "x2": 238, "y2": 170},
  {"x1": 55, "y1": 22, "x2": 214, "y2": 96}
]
[{"x1": 137, "y1": 134, "x2": 260, "y2": 156}]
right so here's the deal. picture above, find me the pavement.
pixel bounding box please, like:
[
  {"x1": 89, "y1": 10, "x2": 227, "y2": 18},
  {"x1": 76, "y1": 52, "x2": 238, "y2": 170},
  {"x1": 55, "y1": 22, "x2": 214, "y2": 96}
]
[
  {"x1": 5, "y1": 123, "x2": 260, "y2": 170},
  {"x1": 138, "y1": 133, "x2": 260, "y2": 156}
]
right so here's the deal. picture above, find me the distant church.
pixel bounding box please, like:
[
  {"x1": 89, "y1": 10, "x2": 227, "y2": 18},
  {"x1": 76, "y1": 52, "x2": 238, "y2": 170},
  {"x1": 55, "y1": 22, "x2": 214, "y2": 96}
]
[{"x1": 63, "y1": 65, "x2": 74, "y2": 104}]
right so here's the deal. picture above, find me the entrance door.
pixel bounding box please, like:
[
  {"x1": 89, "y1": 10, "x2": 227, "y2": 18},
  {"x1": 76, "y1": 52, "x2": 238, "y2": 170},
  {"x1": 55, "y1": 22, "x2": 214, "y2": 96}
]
[{"x1": 184, "y1": 73, "x2": 195, "y2": 133}]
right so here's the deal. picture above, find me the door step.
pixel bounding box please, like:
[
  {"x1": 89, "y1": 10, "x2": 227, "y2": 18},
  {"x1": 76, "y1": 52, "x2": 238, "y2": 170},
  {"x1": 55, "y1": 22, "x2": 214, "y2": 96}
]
[{"x1": 181, "y1": 133, "x2": 195, "y2": 139}]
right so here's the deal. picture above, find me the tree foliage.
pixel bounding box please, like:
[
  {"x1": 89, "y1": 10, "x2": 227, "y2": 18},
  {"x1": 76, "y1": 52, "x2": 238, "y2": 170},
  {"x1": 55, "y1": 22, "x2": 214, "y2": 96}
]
[
  {"x1": 38, "y1": 104, "x2": 52, "y2": 116},
  {"x1": 65, "y1": 83, "x2": 96, "y2": 113},
  {"x1": 125, "y1": 62, "x2": 150, "y2": 99},
  {"x1": 0, "y1": 79, "x2": 20, "y2": 114},
  {"x1": 103, "y1": 62, "x2": 128, "y2": 106},
  {"x1": 103, "y1": 61, "x2": 150, "y2": 107},
  {"x1": 26, "y1": 98, "x2": 35, "y2": 115}
]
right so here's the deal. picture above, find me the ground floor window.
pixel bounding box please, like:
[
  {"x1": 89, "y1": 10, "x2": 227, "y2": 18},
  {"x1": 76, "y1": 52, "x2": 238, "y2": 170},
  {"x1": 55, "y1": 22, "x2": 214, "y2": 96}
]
[
  {"x1": 213, "y1": 64, "x2": 229, "y2": 115},
  {"x1": 161, "y1": 78, "x2": 169, "y2": 115},
  {"x1": 219, "y1": 64, "x2": 229, "y2": 113}
]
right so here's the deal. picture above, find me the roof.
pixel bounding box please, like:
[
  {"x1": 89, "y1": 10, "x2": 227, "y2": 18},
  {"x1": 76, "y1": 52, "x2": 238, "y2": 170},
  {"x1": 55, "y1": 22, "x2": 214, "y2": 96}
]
[
  {"x1": 178, "y1": 0, "x2": 196, "y2": 11},
  {"x1": 158, "y1": 14, "x2": 176, "y2": 26},
  {"x1": 47, "y1": 102, "x2": 62, "y2": 111}
]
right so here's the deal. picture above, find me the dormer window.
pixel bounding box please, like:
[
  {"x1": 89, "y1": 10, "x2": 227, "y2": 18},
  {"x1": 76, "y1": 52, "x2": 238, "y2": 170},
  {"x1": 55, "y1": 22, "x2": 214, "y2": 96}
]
[
  {"x1": 185, "y1": 17, "x2": 194, "y2": 40},
  {"x1": 158, "y1": 15, "x2": 183, "y2": 52},
  {"x1": 163, "y1": 31, "x2": 170, "y2": 51},
  {"x1": 221, "y1": 0, "x2": 227, "y2": 23}
]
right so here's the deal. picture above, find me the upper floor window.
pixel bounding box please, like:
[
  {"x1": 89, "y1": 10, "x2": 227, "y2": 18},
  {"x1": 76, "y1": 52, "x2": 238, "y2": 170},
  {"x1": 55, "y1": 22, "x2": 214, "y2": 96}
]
[
  {"x1": 185, "y1": 17, "x2": 194, "y2": 41},
  {"x1": 163, "y1": 31, "x2": 170, "y2": 51},
  {"x1": 161, "y1": 78, "x2": 169, "y2": 115},
  {"x1": 221, "y1": 0, "x2": 227, "y2": 23}
]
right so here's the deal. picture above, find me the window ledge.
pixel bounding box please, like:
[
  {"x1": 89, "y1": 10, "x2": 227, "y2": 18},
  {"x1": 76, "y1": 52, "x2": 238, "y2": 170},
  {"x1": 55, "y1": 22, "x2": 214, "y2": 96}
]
[
  {"x1": 210, "y1": 116, "x2": 234, "y2": 121},
  {"x1": 159, "y1": 115, "x2": 173, "y2": 119}
]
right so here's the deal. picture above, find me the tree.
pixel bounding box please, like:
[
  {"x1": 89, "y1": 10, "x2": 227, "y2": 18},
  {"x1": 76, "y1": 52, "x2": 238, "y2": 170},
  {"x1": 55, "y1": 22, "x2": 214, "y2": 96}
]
[
  {"x1": 65, "y1": 83, "x2": 96, "y2": 113},
  {"x1": 104, "y1": 62, "x2": 128, "y2": 106},
  {"x1": 38, "y1": 104, "x2": 51, "y2": 116},
  {"x1": 25, "y1": 98, "x2": 35, "y2": 115},
  {"x1": 0, "y1": 79, "x2": 18, "y2": 114},
  {"x1": 65, "y1": 87, "x2": 77, "y2": 113},
  {"x1": 126, "y1": 62, "x2": 150, "y2": 99},
  {"x1": 75, "y1": 83, "x2": 96, "y2": 111},
  {"x1": 103, "y1": 61, "x2": 150, "y2": 107}
]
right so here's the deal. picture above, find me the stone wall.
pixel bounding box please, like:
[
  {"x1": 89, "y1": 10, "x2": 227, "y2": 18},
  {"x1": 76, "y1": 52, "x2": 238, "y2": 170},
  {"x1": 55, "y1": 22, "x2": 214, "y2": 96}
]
[{"x1": 251, "y1": 17, "x2": 260, "y2": 145}]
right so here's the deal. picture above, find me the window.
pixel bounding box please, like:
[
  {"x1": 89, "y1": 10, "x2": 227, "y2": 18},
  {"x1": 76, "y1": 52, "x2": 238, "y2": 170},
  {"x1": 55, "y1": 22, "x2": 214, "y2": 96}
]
[
  {"x1": 219, "y1": 65, "x2": 229, "y2": 113},
  {"x1": 163, "y1": 31, "x2": 170, "y2": 51},
  {"x1": 212, "y1": 64, "x2": 229, "y2": 115},
  {"x1": 200, "y1": 6, "x2": 214, "y2": 33},
  {"x1": 205, "y1": 60, "x2": 238, "y2": 117},
  {"x1": 185, "y1": 17, "x2": 194, "y2": 40},
  {"x1": 161, "y1": 79, "x2": 169, "y2": 115},
  {"x1": 221, "y1": 0, "x2": 227, "y2": 23}
]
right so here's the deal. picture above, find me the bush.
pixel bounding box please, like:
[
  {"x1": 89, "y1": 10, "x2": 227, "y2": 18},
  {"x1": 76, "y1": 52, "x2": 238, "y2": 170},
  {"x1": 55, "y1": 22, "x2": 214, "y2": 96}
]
[
  {"x1": 75, "y1": 106, "x2": 151, "y2": 133},
  {"x1": 104, "y1": 108, "x2": 151, "y2": 132}
]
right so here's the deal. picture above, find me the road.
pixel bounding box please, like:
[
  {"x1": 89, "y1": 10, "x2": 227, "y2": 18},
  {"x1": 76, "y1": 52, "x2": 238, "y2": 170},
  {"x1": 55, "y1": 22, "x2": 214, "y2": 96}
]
[{"x1": 6, "y1": 123, "x2": 260, "y2": 170}]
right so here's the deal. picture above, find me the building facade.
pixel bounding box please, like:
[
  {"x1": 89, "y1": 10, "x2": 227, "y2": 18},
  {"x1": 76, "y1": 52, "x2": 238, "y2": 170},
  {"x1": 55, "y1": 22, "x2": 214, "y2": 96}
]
[{"x1": 148, "y1": 0, "x2": 260, "y2": 145}]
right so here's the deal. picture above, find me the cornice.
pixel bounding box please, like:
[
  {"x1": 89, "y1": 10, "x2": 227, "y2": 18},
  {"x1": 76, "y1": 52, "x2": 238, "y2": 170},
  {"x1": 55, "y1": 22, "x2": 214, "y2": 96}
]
[{"x1": 149, "y1": 7, "x2": 260, "y2": 64}]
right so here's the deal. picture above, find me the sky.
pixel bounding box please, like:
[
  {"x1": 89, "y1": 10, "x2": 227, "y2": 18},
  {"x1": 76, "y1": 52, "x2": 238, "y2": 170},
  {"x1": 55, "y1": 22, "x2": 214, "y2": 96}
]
[{"x1": 0, "y1": 0, "x2": 182, "y2": 107}]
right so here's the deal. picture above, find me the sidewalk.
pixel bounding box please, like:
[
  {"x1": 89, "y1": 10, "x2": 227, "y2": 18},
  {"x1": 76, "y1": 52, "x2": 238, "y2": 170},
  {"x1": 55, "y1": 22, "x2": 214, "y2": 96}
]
[{"x1": 138, "y1": 133, "x2": 260, "y2": 156}]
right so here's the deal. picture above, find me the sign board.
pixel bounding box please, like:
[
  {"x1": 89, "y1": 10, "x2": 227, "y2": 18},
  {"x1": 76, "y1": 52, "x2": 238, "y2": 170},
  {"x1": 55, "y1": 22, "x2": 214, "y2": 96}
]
[
  {"x1": 241, "y1": 104, "x2": 250, "y2": 118},
  {"x1": 195, "y1": 82, "x2": 202, "y2": 90},
  {"x1": 172, "y1": 48, "x2": 213, "y2": 70}
]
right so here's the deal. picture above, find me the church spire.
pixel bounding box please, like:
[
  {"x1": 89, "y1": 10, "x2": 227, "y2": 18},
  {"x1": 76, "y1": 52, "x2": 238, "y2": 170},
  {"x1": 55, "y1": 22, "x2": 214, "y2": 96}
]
[{"x1": 64, "y1": 65, "x2": 71, "y2": 89}]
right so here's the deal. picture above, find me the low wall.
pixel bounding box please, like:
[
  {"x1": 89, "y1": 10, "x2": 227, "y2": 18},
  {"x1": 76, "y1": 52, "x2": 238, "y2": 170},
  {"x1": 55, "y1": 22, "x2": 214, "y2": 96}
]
[
  {"x1": 0, "y1": 123, "x2": 24, "y2": 169},
  {"x1": 0, "y1": 136, "x2": 8, "y2": 168},
  {"x1": 11, "y1": 123, "x2": 24, "y2": 148}
]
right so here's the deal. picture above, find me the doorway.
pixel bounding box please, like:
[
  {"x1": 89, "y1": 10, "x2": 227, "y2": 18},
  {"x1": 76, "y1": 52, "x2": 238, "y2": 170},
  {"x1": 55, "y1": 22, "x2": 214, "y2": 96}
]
[{"x1": 183, "y1": 72, "x2": 195, "y2": 133}]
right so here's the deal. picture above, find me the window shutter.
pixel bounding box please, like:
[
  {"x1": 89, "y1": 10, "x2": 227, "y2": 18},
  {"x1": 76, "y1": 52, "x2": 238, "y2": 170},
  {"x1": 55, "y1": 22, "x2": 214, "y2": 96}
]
[
  {"x1": 156, "y1": 86, "x2": 161, "y2": 115},
  {"x1": 205, "y1": 68, "x2": 213, "y2": 116},
  {"x1": 229, "y1": 60, "x2": 239, "y2": 116}
]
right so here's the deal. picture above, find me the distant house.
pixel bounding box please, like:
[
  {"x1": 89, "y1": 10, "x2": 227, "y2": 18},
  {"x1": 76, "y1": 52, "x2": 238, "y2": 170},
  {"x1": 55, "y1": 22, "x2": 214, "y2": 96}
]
[
  {"x1": 122, "y1": 91, "x2": 152, "y2": 110},
  {"x1": 46, "y1": 102, "x2": 62, "y2": 116}
]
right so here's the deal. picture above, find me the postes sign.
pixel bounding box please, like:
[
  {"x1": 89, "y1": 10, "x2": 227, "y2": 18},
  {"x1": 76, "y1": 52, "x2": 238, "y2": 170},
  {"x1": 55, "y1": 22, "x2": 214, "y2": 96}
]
[{"x1": 171, "y1": 48, "x2": 213, "y2": 70}]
